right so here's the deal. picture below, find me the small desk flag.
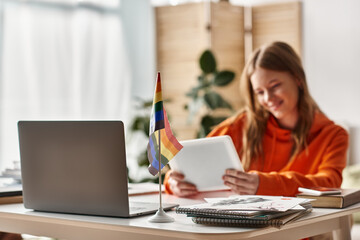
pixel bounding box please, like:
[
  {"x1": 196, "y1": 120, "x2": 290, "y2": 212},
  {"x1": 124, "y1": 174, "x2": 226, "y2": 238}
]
[{"x1": 147, "y1": 72, "x2": 183, "y2": 176}]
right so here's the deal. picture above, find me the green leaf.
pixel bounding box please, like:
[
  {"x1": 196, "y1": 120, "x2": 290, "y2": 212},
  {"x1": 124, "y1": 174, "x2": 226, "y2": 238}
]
[
  {"x1": 142, "y1": 100, "x2": 153, "y2": 108},
  {"x1": 143, "y1": 120, "x2": 150, "y2": 136},
  {"x1": 212, "y1": 116, "x2": 228, "y2": 125},
  {"x1": 199, "y1": 50, "x2": 216, "y2": 73},
  {"x1": 198, "y1": 81, "x2": 212, "y2": 90},
  {"x1": 219, "y1": 98, "x2": 233, "y2": 110},
  {"x1": 204, "y1": 92, "x2": 221, "y2": 109},
  {"x1": 197, "y1": 74, "x2": 212, "y2": 89},
  {"x1": 130, "y1": 116, "x2": 150, "y2": 135},
  {"x1": 204, "y1": 92, "x2": 233, "y2": 110},
  {"x1": 199, "y1": 115, "x2": 228, "y2": 137},
  {"x1": 130, "y1": 117, "x2": 142, "y2": 131},
  {"x1": 214, "y1": 71, "x2": 235, "y2": 86},
  {"x1": 138, "y1": 150, "x2": 149, "y2": 166},
  {"x1": 201, "y1": 115, "x2": 215, "y2": 132},
  {"x1": 203, "y1": 92, "x2": 222, "y2": 109}
]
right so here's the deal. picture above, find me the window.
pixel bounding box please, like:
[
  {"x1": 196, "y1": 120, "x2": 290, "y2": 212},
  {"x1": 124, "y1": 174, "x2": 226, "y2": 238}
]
[{"x1": 0, "y1": 0, "x2": 132, "y2": 171}]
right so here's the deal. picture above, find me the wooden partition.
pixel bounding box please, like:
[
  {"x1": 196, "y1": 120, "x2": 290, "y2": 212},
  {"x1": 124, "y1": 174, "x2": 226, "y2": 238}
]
[
  {"x1": 155, "y1": 1, "x2": 301, "y2": 140},
  {"x1": 252, "y1": 1, "x2": 302, "y2": 55},
  {"x1": 156, "y1": 2, "x2": 244, "y2": 140},
  {"x1": 210, "y1": 2, "x2": 245, "y2": 114}
]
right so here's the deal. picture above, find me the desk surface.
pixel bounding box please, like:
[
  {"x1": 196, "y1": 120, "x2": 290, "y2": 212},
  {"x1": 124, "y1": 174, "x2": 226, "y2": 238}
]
[{"x1": 0, "y1": 193, "x2": 359, "y2": 240}]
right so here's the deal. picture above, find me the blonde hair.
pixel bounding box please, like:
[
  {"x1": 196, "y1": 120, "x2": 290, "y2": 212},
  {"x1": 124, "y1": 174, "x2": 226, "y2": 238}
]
[{"x1": 240, "y1": 42, "x2": 319, "y2": 170}]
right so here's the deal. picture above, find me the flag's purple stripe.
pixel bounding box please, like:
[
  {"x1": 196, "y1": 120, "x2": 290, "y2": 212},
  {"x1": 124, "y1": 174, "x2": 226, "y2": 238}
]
[
  {"x1": 149, "y1": 134, "x2": 158, "y2": 164},
  {"x1": 148, "y1": 166, "x2": 158, "y2": 176},
  {"x1": 149, "y1": 140, "x2": 170, "y2": 168},
  {"x1": 147, "y1": 133, "x2": 165, "y2": 176},
  {"x1": 154, "y1": 119, "x2": 165, "y2": 131},
  {"x1": 147, "y1": 138, "x2": 160, "y2": 176}
]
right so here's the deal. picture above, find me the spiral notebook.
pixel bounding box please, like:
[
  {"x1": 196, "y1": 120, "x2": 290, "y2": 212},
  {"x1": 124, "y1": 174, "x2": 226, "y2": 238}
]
[
  {"x1": 177, "y1": 195, "x2": 312, "y2": 228},
  {"x1": 176, "y1": 206, "x2": 308, "y2": 220},
  {"x1": 176, "y1": 207, "x2": 262, "y2": 218},
  {"x1": 191, "y1": 208, "x2": 312, "y2": 228},
  {"x1": 177, "y1": 201, "x2": 312, "y2": 221}
]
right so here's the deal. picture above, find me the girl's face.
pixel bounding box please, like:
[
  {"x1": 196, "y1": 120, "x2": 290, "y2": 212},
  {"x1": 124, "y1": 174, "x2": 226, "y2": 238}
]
[{"x1": 250, "y1": 67, "x2": 300, "y2": 129}]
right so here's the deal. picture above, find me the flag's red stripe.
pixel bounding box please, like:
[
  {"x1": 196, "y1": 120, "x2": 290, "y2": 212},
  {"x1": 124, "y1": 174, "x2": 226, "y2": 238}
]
[
  {"x1": 163, "y1": 110, "x2": 183, "y2": 151},
  {"x1": 155, "y1": 72, "x2": 162, "y2": 93}
]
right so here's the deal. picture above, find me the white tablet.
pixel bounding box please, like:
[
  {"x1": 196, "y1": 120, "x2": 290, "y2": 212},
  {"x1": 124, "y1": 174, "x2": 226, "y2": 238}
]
[{"x1": 169, "y1": 135, "x2": 244, "y2": 191}]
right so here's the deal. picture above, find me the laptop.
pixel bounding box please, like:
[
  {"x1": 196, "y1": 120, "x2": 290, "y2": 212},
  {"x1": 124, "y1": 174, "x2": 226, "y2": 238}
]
[{"x1": 18, "y1": 121, "x2": 178, "y2": 217}]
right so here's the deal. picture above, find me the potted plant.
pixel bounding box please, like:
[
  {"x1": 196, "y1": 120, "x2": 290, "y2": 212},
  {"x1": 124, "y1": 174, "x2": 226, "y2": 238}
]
[{"x1": 185, "y1": 49, "x2": 236, "y2": 138}]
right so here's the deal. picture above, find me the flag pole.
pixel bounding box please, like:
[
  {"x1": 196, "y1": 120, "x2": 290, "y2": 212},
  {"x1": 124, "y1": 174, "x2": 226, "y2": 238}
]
[
  {"x1": 148, "y1": 130, "x2": 174, "y2": 223},
  {"x1": 158, "y1": 130, "x2": 163, "y2": 209}
]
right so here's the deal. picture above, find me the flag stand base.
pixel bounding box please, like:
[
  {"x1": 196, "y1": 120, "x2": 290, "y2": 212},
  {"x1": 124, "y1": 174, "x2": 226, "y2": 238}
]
[{"x1": 148, "y1": 208, "x2": 174, "y2": 223}]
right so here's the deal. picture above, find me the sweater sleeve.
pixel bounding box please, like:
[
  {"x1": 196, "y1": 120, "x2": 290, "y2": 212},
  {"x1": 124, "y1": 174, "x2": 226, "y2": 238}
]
[
  {"x1": 251, "y1": 129, "x2": 349, "y2": 196},
  {"x1": 163, "y1": 170, "x2": 173, "y2": 194}
]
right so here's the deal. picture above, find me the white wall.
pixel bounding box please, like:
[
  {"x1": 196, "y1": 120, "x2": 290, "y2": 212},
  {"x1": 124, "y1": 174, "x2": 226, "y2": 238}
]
[
  {"x1": 122, "y1": 0, "x2": 155, "y2": 101},
  {"x1": 303, "y1": 0, "x2": 360, "y2": 165}
]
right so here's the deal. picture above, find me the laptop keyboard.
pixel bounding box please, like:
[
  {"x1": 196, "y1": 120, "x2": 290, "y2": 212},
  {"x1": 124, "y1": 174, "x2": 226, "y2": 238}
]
[{"x1": 129, "y1": 201, "x2": 158, "y2": 211}]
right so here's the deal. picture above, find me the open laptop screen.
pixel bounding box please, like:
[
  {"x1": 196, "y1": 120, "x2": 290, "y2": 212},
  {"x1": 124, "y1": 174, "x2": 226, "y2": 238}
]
[{"x1": 18, "y1": 121, "x2": 131, "y2": 217}]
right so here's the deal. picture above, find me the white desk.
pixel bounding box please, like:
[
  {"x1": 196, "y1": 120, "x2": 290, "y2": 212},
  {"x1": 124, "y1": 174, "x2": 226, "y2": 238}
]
[{"x1": 0, "y1": 193, "x2": 359, "y2": 240}]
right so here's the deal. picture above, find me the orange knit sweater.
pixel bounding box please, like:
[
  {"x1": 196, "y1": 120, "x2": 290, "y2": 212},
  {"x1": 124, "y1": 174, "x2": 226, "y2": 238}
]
[{"x1": 164, "y1": 112, "x2": 348, "y2": 197}]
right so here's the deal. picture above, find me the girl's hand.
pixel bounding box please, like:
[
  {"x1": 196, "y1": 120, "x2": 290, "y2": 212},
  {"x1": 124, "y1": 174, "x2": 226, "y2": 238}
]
[
  {"x1": 223, "y1": 169, "x2": 259, "y2": 195},
  {"x1": 167, "y1": 170, "x2": 198, "y2": 197}
]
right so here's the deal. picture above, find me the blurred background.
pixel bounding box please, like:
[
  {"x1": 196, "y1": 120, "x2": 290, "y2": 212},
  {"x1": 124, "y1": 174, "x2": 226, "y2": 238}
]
[
  {"x1": 1, "y1": 0, "x2": 360, "y2": 238},
  {"x1": 0, "y1": 0, "x2": 360, "y2": 183}
]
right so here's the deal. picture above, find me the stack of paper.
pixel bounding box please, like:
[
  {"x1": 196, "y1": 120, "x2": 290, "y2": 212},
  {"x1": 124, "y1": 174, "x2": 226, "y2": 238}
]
[{"x1": 176, "y1": 195, "x2": 312, "y2": 228}]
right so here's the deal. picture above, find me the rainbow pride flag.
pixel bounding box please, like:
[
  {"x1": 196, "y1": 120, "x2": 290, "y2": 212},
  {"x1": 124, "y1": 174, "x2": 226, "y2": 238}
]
[{"x1": 147, "y1": 72, "x2": 183, "y2": 176}]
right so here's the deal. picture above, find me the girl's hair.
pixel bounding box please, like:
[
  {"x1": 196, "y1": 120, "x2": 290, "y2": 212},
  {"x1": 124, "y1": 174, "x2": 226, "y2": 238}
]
[{"x1": 240, "y1": 41, "x2": 319, "y2": 170}]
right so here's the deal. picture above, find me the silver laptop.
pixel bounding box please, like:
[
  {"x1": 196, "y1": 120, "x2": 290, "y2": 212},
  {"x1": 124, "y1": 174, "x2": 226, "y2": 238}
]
[{"x1": 18, "y1": 121, "x2": 178, "y2": 217}]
